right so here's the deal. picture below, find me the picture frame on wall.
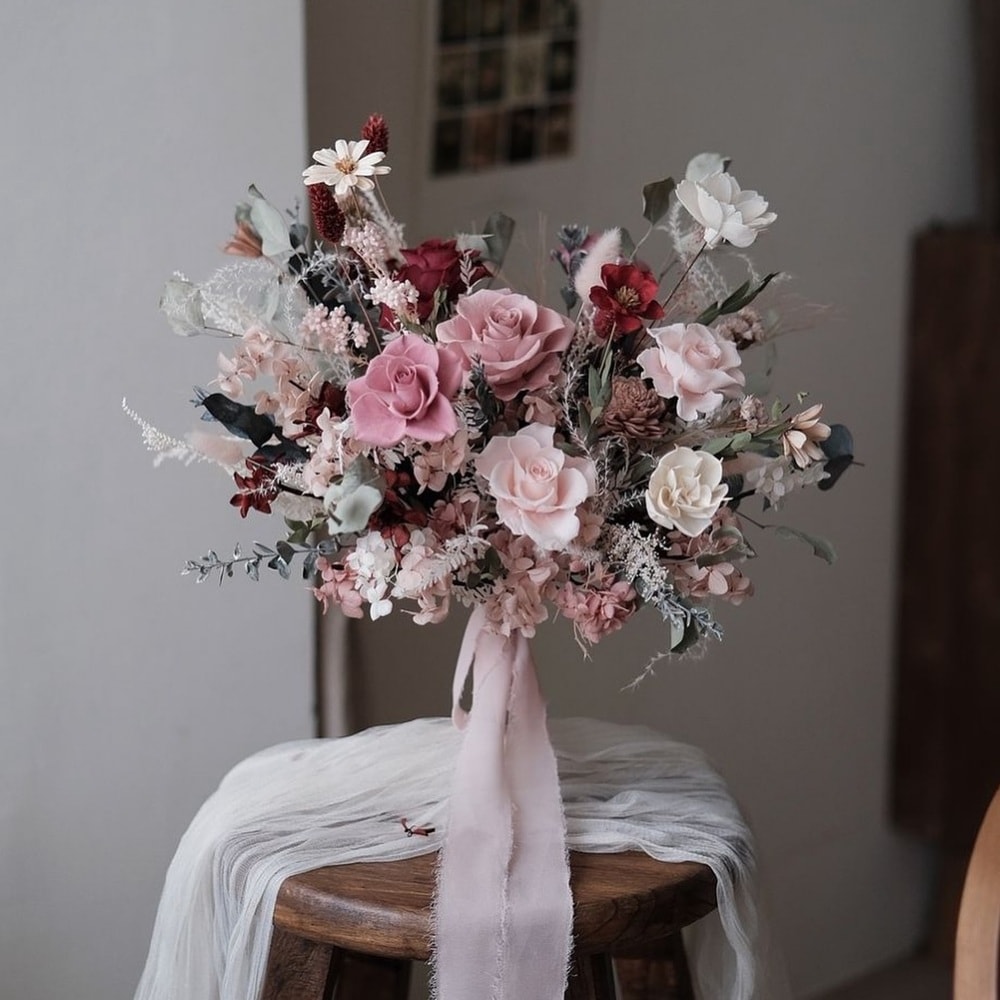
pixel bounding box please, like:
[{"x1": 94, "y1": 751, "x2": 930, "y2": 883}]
[{"x1": 430, "y1": 0, "x2": 578, "y2": 175}]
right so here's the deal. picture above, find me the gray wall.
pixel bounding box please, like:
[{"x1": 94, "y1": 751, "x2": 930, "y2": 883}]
[
  {"x1": 0, "y1": 3, "x2": 312, "y2": 998},
  {"x1": 313, "y1": 2, "x2": 975, "y2": 996}
]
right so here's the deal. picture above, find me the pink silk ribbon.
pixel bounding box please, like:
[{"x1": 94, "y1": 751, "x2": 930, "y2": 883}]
[{"x1": 434, "y1": 606, "x2": 574, "y2": 1000}]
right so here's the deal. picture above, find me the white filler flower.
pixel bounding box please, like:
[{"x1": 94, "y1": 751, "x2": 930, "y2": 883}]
[
  {"x1": 645, "y1": 446, "x2": 728, "y2": 537},
  {"x1": 675, "y1": 169, "x2": 776, "y2": 248},
  {"x1": 303, "y1": 139, "x2": 390, "y2": 196}
]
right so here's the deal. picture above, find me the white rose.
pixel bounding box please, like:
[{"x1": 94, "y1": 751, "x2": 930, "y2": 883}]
[
  {"x1": 637, "y1": 322, "x2": 744, "y2": 422},
  {"x1": 675, "y1": 170, "x2": 776, "y2": 248},
  {"x1": 645, "y1": 447, "x2": 728, "y2": 537}
]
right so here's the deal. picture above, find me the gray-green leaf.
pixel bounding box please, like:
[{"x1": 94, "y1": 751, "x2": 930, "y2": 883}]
[
  {"x1": 248, "y1": 184, "x2": 292, "y2": 258},
  {"x1": 642, "y1": 177, "x2": 676, "y2": 226},
  {"x1": 773, "y1": 525, "x2": 837, "y2": 564}
]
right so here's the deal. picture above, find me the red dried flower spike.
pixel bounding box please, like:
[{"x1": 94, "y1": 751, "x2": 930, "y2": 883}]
[
  {"x1": 308, "y1": 183, "x2": 345, "y2": 244},
  {"x1": 362, "y1": 113, "x2": 389, "y2": 155}
]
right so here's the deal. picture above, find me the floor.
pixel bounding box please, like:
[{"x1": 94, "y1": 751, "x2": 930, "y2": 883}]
[{"x1": 816, "y1": 955, "x2": 951, "y2": 1000}]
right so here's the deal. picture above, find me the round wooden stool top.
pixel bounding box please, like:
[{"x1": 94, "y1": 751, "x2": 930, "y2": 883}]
[{"x1": 274, "y1": 851, "x2": 717, "y2": 961}]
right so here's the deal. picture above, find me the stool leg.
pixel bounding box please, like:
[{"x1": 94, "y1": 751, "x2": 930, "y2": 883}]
[
  {"x1": 614, "y1": 933, "x2": 695, "y2": 1000},
  {"x1": 565, "y1": 951, "x2": 617, "y2": 999},
  {"x1": 334, "y1": 952, "x2": 412, "y2": 1000},
  {"x1": 261, "y1": 927, "x2": 343, "y2": 1000}
]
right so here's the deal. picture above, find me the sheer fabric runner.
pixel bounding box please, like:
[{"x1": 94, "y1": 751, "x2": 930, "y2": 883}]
[{"x1": 134, "y1": 717, "x2": 786, "y2": 1000}]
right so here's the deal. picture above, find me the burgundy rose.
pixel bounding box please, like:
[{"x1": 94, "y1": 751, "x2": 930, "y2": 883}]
[
  {"x1": 390, "y1": 238, "x2": 490, "y2": 323},
  {"x1": 589, "y1": 262, "x2": 664, "y2": 339}
]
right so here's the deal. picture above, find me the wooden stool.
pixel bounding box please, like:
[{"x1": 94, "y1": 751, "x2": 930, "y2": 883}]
[{"x1": 261, "y1": 850, "x2": 717, "y2": 1000}]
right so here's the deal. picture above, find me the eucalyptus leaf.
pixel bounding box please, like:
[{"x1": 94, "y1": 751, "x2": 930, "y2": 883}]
[
  {"x1": 324, "y1": 456, "x2": 385, "y2": 535},
  {"x1": 641, "y1": 176, "x2": 676, "y2": 226},
  {"x1": 248, "y1": 184, "x2": 292, "y2": 258},
  {"x1": 668, "y1": 617, "x2": 686, "y2": 650},
  {"x1": 702, "y1": 436, "x2": 733, "y2": 456},
  {"x1": 773, "y1": 525, "x2": 837, "y2": 564},
  {"x1": 671, "y1": 620, "x2": 702, "y2": 655}
]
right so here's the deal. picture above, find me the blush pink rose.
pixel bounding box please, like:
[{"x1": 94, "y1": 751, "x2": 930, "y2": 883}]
[
  {"x1": 637, "y1": 322, "x2": 744, "y2": 422},
  {"x1": 347, "y1": 333, "x2": 462, "y2": 447},
  {"x1": 436, "y1": 288, "x2": 573, "y2": 400},
  {"x1": 475, "y1": 424, "x2": 596, "y2": 550}
]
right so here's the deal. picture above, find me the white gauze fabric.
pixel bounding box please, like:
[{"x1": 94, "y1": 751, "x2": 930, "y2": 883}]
[{"x1": 134, "y1": 717, "x2": 789, "y2": 1000}]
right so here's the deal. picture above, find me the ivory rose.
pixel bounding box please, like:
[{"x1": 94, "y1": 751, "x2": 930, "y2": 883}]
[
  {"x1": 637, "y1": 322, "x2": 744, "y2": 421},
  {"x1": 475, "y1": 424, "x2": 596, "y2": 550},
  {"x1": 645, "y1": 446, "x2": 728, "y2": 537},
  {"x1": 346, "y1": 333, "x2": 462, "y2": 447},
  {"x1": 436, "y1": 288, "x2": 573, "y2": 400}
]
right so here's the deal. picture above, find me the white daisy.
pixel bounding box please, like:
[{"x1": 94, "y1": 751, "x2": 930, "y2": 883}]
[{"x1": 302, "y1": 139, "x2": 390, "y2": 196}]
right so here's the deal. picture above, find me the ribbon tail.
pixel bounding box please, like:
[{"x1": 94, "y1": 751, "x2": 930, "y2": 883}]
[
  {"x1": 435, "y1": 614, "x2": 514, "y2": 1000},
  {"x1": 500, "y1": 633, "x2": 573, "y2": 1000}
]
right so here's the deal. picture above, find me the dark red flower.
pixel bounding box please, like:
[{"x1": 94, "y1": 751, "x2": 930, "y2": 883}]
[
  {"x1": 361, "y1": 113, "x2": 390, "y2": 155},
  {"x1": 307, "y1": 183, "x2": 345, "y2": 244},
  {"x1": 386, "y1": 238, "x2": 491, "y2": 325},
  {"x1": 230, "y1": 457, "x2": 279, "y2": 518},
  {"x1": 589, "y1": 262, "x2": 664, "y2": 339},
  {"x1": 296, "y1": 381, "x2": 346, "y2": 436}
]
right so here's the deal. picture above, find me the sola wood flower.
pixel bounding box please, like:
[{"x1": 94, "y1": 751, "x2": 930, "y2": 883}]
[
  {"x1": 782, "y1": 403, "x2": 831, "y2": 468},
  {"x1": 646, "y1": 446, "x2": 727, "y2": 538},
  {"x1": 346, "y1": 334, "x2": 462, "y2": 447},
  {"x1": 303, "y1": 139, "x2": 390, "y2": 196},
  {"x1": 638, "y1": 322, "x2": 744, "y2": 421},
  {"x1": 436, "y1": 288, "x2": 573, "y2": 401},
  {"x1": 476, "y1": 424, "x2": 596, "y2": 550},
  {"x1": 676, "y1": 169, "x2": 776, "y2": 249}
]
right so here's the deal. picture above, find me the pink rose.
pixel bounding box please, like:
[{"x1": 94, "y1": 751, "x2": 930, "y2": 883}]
[
  {"x1": 347, "y1": 333, "x2": 462, "y2": 447},
  {"x1": 475, "y1": 424, "x2": 596, "y2": 550},
  {"x1": 436, "y1": 288, "x2": 573, "y2": 400},
  {"x1": 637, "y1": 322, "x2": 744, "y2": 421}
]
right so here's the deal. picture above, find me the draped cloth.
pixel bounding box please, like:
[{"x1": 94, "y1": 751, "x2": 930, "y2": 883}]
[{"x1": 134, "y1": 710, "x2": 790, "y2": 1000}]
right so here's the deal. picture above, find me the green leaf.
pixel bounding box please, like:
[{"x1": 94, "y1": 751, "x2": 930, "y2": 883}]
[
  {"x1": 773, "y1": 525, "x2": 837, "y2": 564},
  {"x1": 720, "y1": 280, "x2": 751, "y2": 312},
  {"x1": 695, "y1": 303, "x2": 721, "y2": 325},
  {"x1": 248, "y1": 184, "x2": 292, "y2": 258},
  {"x1": 702, "y1": 436, "x2": 733, "y2": 456},
  {"x1": 587, "y1": 364, "x2": 601, "y2": 405},
  {"x1": 641, "y1": 176, "x2": 676, "y2": 226},
  {"x1": 728, "y1": 431, "x2": 752, "y2": 451}
]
